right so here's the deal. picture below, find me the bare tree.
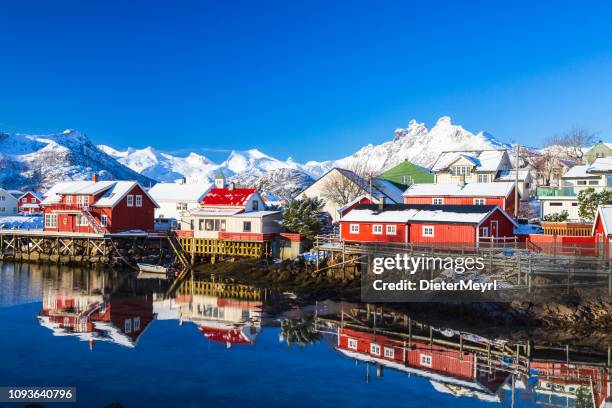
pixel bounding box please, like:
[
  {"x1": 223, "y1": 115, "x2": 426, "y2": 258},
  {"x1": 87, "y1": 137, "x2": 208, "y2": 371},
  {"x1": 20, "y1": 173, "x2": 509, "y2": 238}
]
[
  {"x1": 548, "y1": 127, "x2": 595, "y2": 163},
  {"x1": 320, "y1": 160, "x2": 376, "y2": 206}
]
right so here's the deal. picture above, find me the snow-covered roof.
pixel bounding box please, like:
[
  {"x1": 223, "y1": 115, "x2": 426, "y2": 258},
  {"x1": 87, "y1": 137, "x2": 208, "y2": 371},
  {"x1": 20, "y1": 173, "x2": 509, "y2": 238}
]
[
  {"x1": 403, "y1": 182, "x2": 516, "y2": 198},
  {"x1": 41, "y1": 180, "x2": 158, "y2": 208},
  {"x1": 562, "y1": 165, "x2": 594, "y2": 178},
  {"x1": 148, "y1": 182, "x2": 211, "y2": 202},
  {"x1": 593, "y1": 205, "x2": 612, "y2": 236},
  {"x1": 18, "y1": 191, "x2": 43, "y2": 200},
  {"x1": 307, "y1": 168, "x2": 404, "y2": 203},
  {"x1": 587, "y1": 157, "x2": 612, "y2": 172},
  {"x1": 56, "y1": 180, "x2": 117, "y2": 195},
  {"x1": 340, "y1": 204, "x2": 516, "y2": 226},
  {"x1": 496, "y1": 169, "x2": 531, "y2": 182},
  {"x1": 431, "y1": 150, "x2": 508, "y2": 173},
  {"x1": 7, "y1": 189, "x2": 24, "y2": 199}
]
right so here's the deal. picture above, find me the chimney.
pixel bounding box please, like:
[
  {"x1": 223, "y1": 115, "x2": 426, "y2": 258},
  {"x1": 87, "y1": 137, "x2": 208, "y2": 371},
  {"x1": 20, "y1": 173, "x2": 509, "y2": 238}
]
[
  {"x1": 92, "y1": 173, "x2": 98, "y2": 183},
  {"x1": 378, "y1": 196, "x2": 385, "y2": 210}
]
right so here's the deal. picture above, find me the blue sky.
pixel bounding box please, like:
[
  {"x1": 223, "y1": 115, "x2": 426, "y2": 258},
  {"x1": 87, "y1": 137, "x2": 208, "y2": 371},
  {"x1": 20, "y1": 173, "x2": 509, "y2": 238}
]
[{"x1": 1, "y1": 0, "x2": 612, "y2": 163}]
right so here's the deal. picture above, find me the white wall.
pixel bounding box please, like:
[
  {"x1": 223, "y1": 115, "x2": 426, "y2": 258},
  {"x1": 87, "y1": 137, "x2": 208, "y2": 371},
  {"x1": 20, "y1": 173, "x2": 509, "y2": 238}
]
[
  {"x1": 540, "y1": 197, "x2": 580, "y2": 221},
  {"x1": 155, "y1": 200, "x2": 200, "y2": 220},
  {"x1": 0, "y1": 189, "x2": 19, "y2": 216}
]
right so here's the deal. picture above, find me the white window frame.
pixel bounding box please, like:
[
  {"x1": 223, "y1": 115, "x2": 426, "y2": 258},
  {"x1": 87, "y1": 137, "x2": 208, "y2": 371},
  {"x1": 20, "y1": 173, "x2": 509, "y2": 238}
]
[
  {"x1": 100, "y1": 214, "x2": 108, "y2": 227},
  {"x1": 124, "y1": 318, "x2": 132, "y2": 333},
  {"x1": 422, "y1": 225, "x2": 434, "y2": 237},
  {"x1": 480, "y1": 227, "x2": 489, "y2": 237},
  {"x1": 22, "y1": 197, "x2": 27, "y2": 203},
  {"x1": 386, "y1": 224, "x2": 397, "y2": 235},
  {"x1": 432, "y1": 198, "x2": 444, "y2": 205},
  {"x1": 66, "y1": 195, "x2": 72, "y2": 204},
  {"x1": 477, "y1": 174, "x2": 488, "y2": 183},
  {"x1": 372, "y1": 224, "x2": 383, "y2": 235},
  {"x1": 127, "y1": 195, "x2": 134, "y2": 207},
  {"x1": 45, "y1": 214, "x2": 57, "y2": 228},
  {"x1": 384, "y1": 347, "x2": 395, "y2": 359},
  {"x1": 134, "y1": 316, "x2": 141, "y2": 331},
  {"x1": 420, "y1": 354, "x2": 432, "y2": 367},
  {"x1": 473, "y1": 198, "x2": 485, "y2": 205},
  {"x1": 350, "y1": 224, "x2": 360, "y2": 234},
  {"x1": 135, "y1": 195, "x2": 143, "y2": 207},
  {"x1": 370, "y1": 343, "x2": 381, "y2": 356},
  {"x1": 76, "y1": 215, "x2": 89, "y2": 226},
  {"x1": 348, "y1": 338, "x2": 358, "y2": 350}
]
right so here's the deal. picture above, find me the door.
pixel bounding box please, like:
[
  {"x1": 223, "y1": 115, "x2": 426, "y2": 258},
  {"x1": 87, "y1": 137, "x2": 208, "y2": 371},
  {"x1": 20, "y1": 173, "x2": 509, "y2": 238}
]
[{"x1": 490, "y1": 220, "x2": 498, "y2": 237}]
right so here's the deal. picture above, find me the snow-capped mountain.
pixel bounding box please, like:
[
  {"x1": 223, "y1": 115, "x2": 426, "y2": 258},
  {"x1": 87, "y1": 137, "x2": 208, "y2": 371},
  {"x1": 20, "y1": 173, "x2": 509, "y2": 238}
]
[
  {"x1": 2, "y1": 116, "x2": 513, "y2": 195},
  {"x1": 0, "y1": 130, "x2": 152, "y2": 192}
]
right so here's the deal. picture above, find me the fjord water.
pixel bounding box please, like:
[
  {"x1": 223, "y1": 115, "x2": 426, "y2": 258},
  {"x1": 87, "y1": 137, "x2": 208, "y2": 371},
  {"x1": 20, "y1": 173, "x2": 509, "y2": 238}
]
[{"x1": 0, "y1": 263, "x2": 599, "y2": 408}]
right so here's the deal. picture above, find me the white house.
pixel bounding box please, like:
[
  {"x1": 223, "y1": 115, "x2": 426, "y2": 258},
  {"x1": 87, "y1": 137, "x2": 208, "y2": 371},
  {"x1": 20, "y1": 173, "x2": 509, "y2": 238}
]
[
  {"x1": 430, "y1": 150, "x2": 512, "y2": 184},
  {"x1": 538, "y1": 157, "x2": 612, "y2": 221},
  {"x1": 0, "y1": 188, "x2": 20, "y2": 216},
  {"x1": 295, "y1": 168, "x2": 404, "y2": 222},
  {"x1": 148, "y1": 181, "x2": 211, "y2": 221}
]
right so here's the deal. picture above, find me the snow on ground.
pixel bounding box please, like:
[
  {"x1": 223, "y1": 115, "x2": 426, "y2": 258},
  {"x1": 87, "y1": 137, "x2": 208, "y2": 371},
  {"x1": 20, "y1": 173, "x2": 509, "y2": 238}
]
[{"x1": 0, "y1": 215, "x2": 43, "y2": 230}]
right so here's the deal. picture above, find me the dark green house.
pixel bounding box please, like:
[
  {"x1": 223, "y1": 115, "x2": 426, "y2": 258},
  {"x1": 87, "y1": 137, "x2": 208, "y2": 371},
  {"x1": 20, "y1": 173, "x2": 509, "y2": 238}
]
[{"x1": 380, "y1": 160, "x2": 434, "y2": 190}]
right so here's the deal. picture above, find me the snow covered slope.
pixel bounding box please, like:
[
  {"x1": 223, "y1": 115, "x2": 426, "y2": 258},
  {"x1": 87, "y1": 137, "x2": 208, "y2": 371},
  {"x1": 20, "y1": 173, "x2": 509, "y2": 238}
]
[{"x1": 0, "y1": 130, "x2": 153, "y2": 192}]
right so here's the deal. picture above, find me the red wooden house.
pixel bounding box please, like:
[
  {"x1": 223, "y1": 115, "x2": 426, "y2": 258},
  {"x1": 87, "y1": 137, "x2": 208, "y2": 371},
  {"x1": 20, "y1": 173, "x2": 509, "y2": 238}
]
[
  {"x1": 337, "y1": 327, "x2": 509, "y2": 401},
  {"x1": 403, "y1": 182, "x2": 519, "y2": 214},
  {"x1": 41, "y1": 176, "x2": 158, "y2": 234},
  {"x1": 339, "y1": 203, "x2": 517, "y2": 245},
  {"x1": 592, "y1": 205, "x2": 612, "y2": 243},
  {"x1": 17, "y1": 191, "x2": 43, "y2": 214}
]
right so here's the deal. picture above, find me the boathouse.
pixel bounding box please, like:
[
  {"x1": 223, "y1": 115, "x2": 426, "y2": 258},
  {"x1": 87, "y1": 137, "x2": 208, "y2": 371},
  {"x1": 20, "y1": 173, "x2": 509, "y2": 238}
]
[
  {"x1": 41, "y1": 176, "x2": 158, "y2": 234},
  {"x1": 17, "y1": 191, "x2": 43, "y2": 214},
  {"x1": 403, "y1": 182, "x2": 520, "y2": 214},
  {"x1": 339, "y1": 203, "x2": 517, "y2": 244}
]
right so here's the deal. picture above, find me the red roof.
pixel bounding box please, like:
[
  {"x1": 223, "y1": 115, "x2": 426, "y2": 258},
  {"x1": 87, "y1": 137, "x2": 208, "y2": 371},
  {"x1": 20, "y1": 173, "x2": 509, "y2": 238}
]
[{"x1": 201, "y1": 188, "x2": 256, "y2": 207}]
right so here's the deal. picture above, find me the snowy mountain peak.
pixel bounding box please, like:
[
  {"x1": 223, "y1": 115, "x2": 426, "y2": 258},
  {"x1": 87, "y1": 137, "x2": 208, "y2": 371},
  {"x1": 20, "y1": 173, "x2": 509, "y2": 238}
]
[{"x1": 434, "y1": 116, "x2": 453, "y2": 127}]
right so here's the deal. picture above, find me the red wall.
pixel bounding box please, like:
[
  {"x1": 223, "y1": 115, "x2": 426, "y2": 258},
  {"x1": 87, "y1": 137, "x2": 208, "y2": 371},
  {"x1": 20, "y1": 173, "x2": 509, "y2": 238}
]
[
  {"x1": 403, "y1": 187, "x2": 518, "y2": 214},
  {"x1": 17, "y1": 192, "x2": 42, "y2": 214},
  {"x1": 409, "y1": 222, "x2": 477, "y2": 244},
  {"x1": 341, "y1": 222, "x2": 408, "y2": 243},
  {"x1": 339, "y1": 197, "x2": 374, "y2": 218}
]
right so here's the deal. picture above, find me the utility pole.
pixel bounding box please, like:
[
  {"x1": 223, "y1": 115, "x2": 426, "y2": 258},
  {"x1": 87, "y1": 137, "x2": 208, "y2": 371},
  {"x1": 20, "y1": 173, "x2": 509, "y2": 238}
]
[{"x1": 515, "y1": 144, "x2": 520, "y2": 218}]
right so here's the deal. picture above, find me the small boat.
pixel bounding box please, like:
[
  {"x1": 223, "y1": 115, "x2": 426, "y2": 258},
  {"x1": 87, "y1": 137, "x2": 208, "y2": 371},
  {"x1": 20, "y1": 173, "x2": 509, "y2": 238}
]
[{"x1": 137, "y1": 263, "x2": 168, "y2": 274}]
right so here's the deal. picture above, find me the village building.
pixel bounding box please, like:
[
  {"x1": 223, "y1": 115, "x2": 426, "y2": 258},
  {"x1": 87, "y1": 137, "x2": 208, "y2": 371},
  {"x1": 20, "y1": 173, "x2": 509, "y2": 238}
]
[
  {"x1": 336, "y1": 326, "x2": 509, "y2": 402},
  {"x1": 584, "y1": 140, "x2": 612, "y2": 164},
  {"x1": 41, "y1": 176, "x2": 158, "y2": 234},
  {"x1": 430, "y1": 150, "x2": 512, "y2": 184},
  {"x1": 148, "y1": 180, "x2": 211, "y2": 229},
  {"x1": 403, "y1": 182, "x2": 520, "y2": 215},
  {"x1": 538, "y1": 157, "x2": 612, "y2": 221},
  {"x1": 295, "y1": 167, "x2": 404, "y2": 222},
  {"x1": 0, "y1": 188, "x2": 20, "y2": 216},
  {"x1": 17, "y1": 191, "x2": 43, "y2": 214},
  {"x1": 181, "y1": 173, "x2": 282, "y2": 241},
  {"x1": 592, "y1": 205, "x2": 612, "y2": 243},
  {"x1": 495, "y1": 169, "x2": 533, "y2": 199},
  {"x1": 379, "y1": 160, "x2": 434, "y2": 190},
  {"x1": 339, "y1": 203, "x2": 517, "y2": 245}
]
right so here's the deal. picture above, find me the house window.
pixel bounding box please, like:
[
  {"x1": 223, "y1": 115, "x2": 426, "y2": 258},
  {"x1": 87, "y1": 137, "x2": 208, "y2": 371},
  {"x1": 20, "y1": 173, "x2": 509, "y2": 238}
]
[
  {"x1": 127, "y1": 195, "x2": 134, "y2": 207},
  {"x1": 422, "y1": 226, "x2": 434, "y2": 237},
  {"x1": 243, "y1": 221, "x2": 252, "y2": 232},
  {"x1": 350, "y1": 224, "x2": 359, "y2": 234},
  {"x1": 451, "y1": 166, "x2": 471, "y2": 177},
  {"x1": 384, "y1": 347, "x2": 395, "y2": 359},
  {"x1": 370, "y1": 344, "x2": 381, "y2": 356},
  {"x1": 124, "y1": 319, "x2": 132, "y2": 333},
  {"x1": 402, "y1": 175, "x2": 414, "y2": 186},
  {"x1": 205, "y1": 219, "x2": 215, "y2": 231},
  {"x1": 76, "y1": 215, "x2": 89, "y2": 226},
  {"x1": 480, "y1": 227, "x2": 489, "y2": 237},
  {"x1": 176, "y1": 202, "x2": 188, "y2": 211},
  {"x1": 432, "y1": 198, "x2": 444, "y2": 205},
  {"x1": 386, "y1": 225, "x2": 397, "y2": 235},
  {"x1": 135, "y1": 195, "x2": 143, "y2": 207},
  {"x1": 348, "y1": 339, "x2": 358, "y2": 350},
  {"x1": 549, "y1": 202, "x2": 563, "y2": 206},
  {"x1": 101, "y1": 214, "x2": 108, "y2": 227},
  {"x1": 31, "y1": 198, "x2": 36, "y2": 203},
  {"x1": 22, "y1": 197, "x2": 27, "y2": 203},
  {"x1": 420, "y1": 354, "x2": 432, "y2": 367},
  {"x1": 474, "y1": 198, "x2": 485, "y2": 205},
  {"x1": 252, "y1": 200, "x2": 259, "y2": 211},
  {"x1": 66, "y1": 195, "x2": 72, "y2": 204},
  {"x1": 44, "y1": 214, "x2": 57, "y2": 228},
  {"x1": 577, "y1": 180, "x2": 587, "y2": 185},
  {"x1": 77, "y1": 195, "x2": 88, "y2": 206},
  {"x1": 588, "y1": 180, "x2": 599, "y2": 185},
  {"x1": 134, "y1": 316, "x2": 141, "y2": 331},
  {"x1": 373, "y1": 224, "x2": 383, "y2": 235},
  {"x1": 477, "y1": 174, "x2": 489, "y2": 183}
]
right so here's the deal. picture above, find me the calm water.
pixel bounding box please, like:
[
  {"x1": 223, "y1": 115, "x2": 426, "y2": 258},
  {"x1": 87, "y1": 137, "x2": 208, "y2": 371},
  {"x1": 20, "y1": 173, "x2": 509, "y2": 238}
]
[{"x1": 0, "y1": 263, "x2": 607, "y2": 408}]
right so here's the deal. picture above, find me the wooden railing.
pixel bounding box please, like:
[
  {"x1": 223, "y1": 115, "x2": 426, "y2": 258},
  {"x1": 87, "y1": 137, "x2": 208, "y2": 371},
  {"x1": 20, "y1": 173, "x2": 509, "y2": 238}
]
[{"x1": 540, "y1": 222, "x2": 592, "y2": 237}]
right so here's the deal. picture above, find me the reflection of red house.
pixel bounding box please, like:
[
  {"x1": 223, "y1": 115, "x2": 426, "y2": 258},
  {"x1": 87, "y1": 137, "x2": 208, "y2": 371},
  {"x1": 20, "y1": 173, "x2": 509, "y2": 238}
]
[
  {"x1": 41, "y1": 175, "x2": 158, "y2": 234},
  {"x1": 39, "y1": 293, "x2": 155, "y2": 348},
  {"x1": 340, "y1": 204, "x2": 517, "y2": 245},
  {"x1": 531, "y1": 361, "x2": 610, "y2": 408},
  {"x1": 17, "y1": 191, "x2": 42, "y2": 214},
  {"x1": 337, "y1": 327, "x2": 509, "y2": 401}
]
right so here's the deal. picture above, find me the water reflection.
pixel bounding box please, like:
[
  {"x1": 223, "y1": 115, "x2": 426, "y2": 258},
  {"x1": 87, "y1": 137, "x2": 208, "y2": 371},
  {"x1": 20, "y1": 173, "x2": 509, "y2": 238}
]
[{"x1": 1, "y1": 263, "x2": 609, "y2": 407}]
